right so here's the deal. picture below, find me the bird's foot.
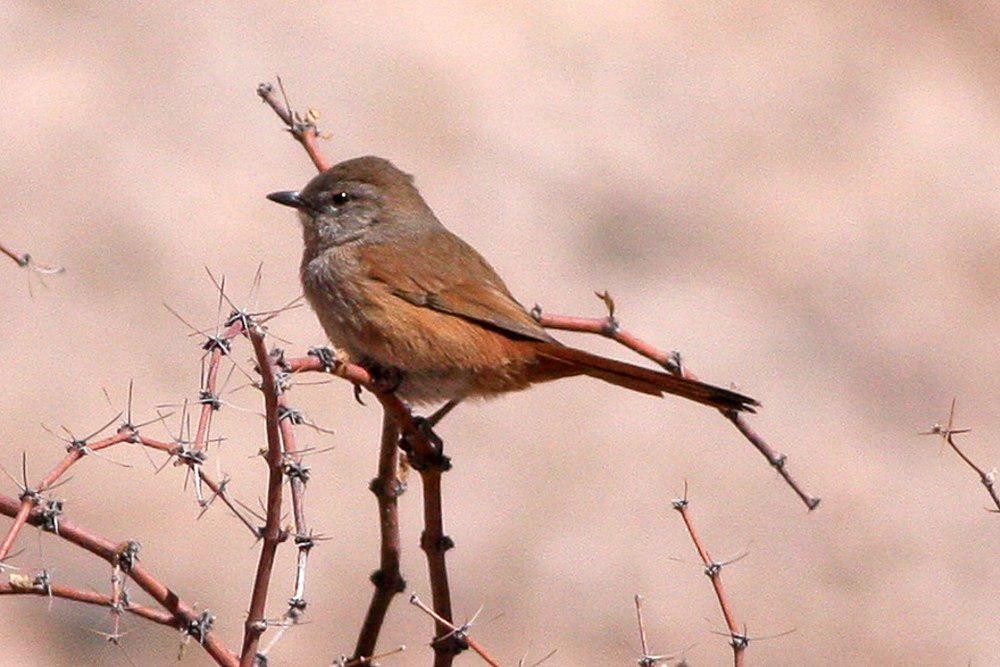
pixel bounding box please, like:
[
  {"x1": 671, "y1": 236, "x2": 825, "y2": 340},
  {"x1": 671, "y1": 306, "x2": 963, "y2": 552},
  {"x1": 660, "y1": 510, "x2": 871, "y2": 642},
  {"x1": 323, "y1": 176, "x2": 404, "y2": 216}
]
[{"x1": 400, "y1": 415, "x2": 451, "y2": 472}]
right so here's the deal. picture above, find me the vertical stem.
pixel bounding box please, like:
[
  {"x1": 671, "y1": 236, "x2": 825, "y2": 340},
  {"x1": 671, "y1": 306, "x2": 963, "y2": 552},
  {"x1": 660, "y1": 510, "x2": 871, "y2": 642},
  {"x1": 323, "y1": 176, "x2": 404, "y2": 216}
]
[
  {"x1": 674, "y1": 500, "x2": 745, "y2": 666},
  {"x1": 240, "y1": 331, "x2": 286, "y2": 666},
  {"x1": 419, "y1": 466, "x2": 455, "y2": 666},
  {"x1": 353, "y1": 410, "x2": 405, "y2": 660}
]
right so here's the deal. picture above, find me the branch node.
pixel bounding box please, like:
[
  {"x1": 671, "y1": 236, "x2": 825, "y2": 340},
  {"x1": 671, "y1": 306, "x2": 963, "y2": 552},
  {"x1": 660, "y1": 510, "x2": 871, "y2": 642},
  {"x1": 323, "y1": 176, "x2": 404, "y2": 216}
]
[
  {"x1": 431, "y1": 633, "x2": 469, "y2": 657},
  {"x1": 368, "y1": 476, "x2": 406, "y2": 499},
  {"x1": 277, "y1": 405, "x2": 305, "y2": 425},
  {"x1": 307, "y1": 346, "x2": 341, "y2": 373},
  {"x1": 198, "y1": 390, "x2": 223, "y2": 411},
  {"x1": 114, "y1": 540, "x2": 141, "y2": 572},
  {"x1": 39, "y1": 498, "x2": 64, "y2": 534},
  {"x1": 420, "y1": 532, "x2": 455, "y2": 554},
  {"x1": 185, "y1": 611, "x2": 215, "y2": 644},
  {"x1": 369, "y1": 568, "x2": 407, "y2": 594},
  {"x1": 201, "y1": 335, "x2": 232, "y2": 355},
  {"x1": 176, "y1": 446, "x2": 208, "y2": 466},
  {"x1": 294, "y1": 534, "x2": 316, "y2": 552},
  {"x1": 282, "y1": 459, "x2": 311, "y2": 483},
  {"x1": 224, "y1": 308, "x2": 254, "y2": 331}
]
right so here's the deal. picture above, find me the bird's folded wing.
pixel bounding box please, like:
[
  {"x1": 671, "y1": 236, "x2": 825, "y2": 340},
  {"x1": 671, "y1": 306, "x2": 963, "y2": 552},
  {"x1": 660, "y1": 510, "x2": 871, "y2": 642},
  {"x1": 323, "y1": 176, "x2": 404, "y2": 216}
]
[{"x1": 360, "y1": 233, "x2": 555, "y2": 343}]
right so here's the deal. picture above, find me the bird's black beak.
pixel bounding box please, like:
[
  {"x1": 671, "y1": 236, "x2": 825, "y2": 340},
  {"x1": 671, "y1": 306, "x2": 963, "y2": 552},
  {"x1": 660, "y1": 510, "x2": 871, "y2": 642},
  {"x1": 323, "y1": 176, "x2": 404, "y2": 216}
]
[{"x1": 266, "y1": 190, "x2": 306, "y2": 209}]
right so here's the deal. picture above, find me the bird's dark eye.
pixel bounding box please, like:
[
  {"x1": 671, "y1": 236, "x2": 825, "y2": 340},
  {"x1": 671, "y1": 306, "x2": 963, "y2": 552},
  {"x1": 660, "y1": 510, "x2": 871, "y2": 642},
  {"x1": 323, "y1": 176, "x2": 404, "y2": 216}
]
[{"x1": 332, "y1": 192, "x2": 351, "y2": 206}]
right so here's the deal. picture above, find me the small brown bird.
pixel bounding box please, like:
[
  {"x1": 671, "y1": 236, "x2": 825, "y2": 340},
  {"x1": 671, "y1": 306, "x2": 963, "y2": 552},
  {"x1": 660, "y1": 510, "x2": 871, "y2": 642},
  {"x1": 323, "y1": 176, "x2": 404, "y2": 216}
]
[{"x1": 267, "y1": 156, "x2": 757, "y2": 412}]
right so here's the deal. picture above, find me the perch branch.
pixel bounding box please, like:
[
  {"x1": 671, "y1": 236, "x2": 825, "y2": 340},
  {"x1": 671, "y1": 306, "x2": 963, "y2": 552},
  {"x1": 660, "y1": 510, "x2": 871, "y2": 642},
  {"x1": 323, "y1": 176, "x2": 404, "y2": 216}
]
[
  {"x1": 284, "y1": 351, "x2": 462, "y2": 664},
  {"x1": 258, "y1": 80, "x2": 463, "y2": 663}
]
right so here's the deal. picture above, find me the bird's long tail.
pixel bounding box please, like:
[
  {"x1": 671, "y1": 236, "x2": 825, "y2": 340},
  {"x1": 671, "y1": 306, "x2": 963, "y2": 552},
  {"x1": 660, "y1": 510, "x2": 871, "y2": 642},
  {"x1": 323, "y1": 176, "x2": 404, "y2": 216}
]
[{"x1": 532, "y1": 343, "x2": 758, "y2": 413}]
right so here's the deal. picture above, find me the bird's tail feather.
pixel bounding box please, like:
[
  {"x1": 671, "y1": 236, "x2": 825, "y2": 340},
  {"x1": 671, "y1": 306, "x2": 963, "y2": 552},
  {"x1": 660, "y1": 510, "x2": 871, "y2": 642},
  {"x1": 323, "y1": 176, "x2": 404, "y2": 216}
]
[{"x1": 533, "y1": 343, "x2": 758, "y2": 413}]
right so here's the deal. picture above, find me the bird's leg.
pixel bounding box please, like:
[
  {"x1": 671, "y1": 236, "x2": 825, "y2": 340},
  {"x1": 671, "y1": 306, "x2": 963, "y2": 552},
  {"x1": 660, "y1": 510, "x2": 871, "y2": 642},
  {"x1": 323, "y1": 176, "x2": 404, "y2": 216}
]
[{"x1": 426, "y1": 398, "x2": 461, "y2": 429}]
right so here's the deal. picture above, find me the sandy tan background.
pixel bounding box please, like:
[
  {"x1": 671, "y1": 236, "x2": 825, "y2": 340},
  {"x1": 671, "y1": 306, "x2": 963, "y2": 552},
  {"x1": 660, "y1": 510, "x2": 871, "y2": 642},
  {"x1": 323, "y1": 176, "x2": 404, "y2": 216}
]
[{"x1": 1, "y1": 2, "x2": 998, "y2": 665}]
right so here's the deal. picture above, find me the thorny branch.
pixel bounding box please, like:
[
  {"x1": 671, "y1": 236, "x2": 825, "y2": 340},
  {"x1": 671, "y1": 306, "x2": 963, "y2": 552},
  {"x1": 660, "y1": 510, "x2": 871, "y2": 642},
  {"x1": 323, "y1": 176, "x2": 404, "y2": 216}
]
[
  {"x1": 920, "y1": 398, "x2": 999, "y2": 513},
  {"x1": 671, "y1": 490, "x2": 746, "y2": 667},
  {"x1": 239, "y1": 323, "x2": 307, "y2": 666},
  {"x1": 633, "y1": 594, "x2": 689, "y2": 667},
  {"x1": 410, "y1": 593, "x2": 500, "y2": 667},
  {"x1": 284, "y1": 350, "x2": 463, "y2": 665},
  {"x1": 0, "y1": 578, "x2": 175, "y2": 627},
  {"x1": 0, "y1": 421, "x2": 245, "y2": 565},
  {"x1": 0, "y1": 493, "x2": 237, "y2": 666},
  {"x1": 257, "y1": 78, "x2": 331, "y2": 172},
  {"x1": 534, "y1": 294, "x2": 820, "y2": 511}
]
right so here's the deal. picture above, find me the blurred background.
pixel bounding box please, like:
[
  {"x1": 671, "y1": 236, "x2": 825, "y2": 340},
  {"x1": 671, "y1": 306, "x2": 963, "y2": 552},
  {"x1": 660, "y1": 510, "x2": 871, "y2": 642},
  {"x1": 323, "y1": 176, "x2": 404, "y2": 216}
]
[{"x1": 1, "y1": 2, "x2": 997, "y2": 665}]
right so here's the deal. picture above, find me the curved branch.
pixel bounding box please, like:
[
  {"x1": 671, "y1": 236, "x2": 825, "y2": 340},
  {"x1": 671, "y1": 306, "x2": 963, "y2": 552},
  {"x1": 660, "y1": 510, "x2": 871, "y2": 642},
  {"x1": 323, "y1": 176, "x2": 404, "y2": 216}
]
[
  {"x1": 0, "y1": 493, "x2": 237, "y2": 666},
  {"x1": 538, "y1": 309, "x2": 820, "y2": 510}
]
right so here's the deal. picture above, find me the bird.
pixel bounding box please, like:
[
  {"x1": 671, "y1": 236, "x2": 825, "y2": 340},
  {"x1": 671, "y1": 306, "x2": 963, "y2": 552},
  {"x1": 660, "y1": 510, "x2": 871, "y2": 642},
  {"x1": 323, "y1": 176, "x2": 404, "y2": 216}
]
[{"x1": 266, "y1": 156, "x2": 757, "y2": 414}]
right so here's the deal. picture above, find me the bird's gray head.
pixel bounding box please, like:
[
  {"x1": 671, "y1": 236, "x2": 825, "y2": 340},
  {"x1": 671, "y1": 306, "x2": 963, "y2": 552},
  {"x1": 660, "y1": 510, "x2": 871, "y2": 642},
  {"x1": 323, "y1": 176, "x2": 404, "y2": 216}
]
[{"x1": 267, "y1": 156, "x2": 438, "y2": 251}]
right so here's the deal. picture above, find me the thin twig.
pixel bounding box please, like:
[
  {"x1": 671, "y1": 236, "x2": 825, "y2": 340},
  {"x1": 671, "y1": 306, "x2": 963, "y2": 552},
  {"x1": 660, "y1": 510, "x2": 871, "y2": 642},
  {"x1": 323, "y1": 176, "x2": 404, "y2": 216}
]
[
  {"x1": 0, "y1": 580, "x2": 175, "y2": 625},
  {"x1": 256, "y1": 79, "x2": 331, "y2": 172},
  {"x1": 240, "y1": 326, "x2": 288, "y2": 665},
  {"x1": 919, "y1": 398, "x2": 999, "y2": 512},
  {"x1": 410, "y1": 593, "x2": 500, "y2": 667},
  {"x1": 633, "y1": 595, "x2": 682, "y2": 666},
  {"x1": 536, "y1": 302, "x2": 819, "y2": 510},
  {"x1": 0, "y1": 239, "x2": 64, "y2": 274},
  {"x1": 0, "y1": 493, "x2": 237, "y2": 666},
  {"x1": 671, "y1": 490, "x2": 745, "y2": 667}
]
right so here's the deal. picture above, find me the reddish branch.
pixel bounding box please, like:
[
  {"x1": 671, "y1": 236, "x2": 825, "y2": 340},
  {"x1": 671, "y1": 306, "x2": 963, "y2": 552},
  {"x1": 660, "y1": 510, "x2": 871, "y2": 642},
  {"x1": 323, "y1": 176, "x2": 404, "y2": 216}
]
[
  {"x1": 240, "y1": 328, "x2": 289, "y2": 665},
  {"x1": 410, "y1": 593, "x2": 500, "y2": 667},
  {"x1": 285, "y1": 352, "x2": 462, "y2": 664},
  {"x1": 252, "y1": 345, "x2": 317, "y2": 663},
  {"x1": 538, "y1": 306, "x2": 820, "y2": 510},
  {"x1": 192, "y1": 318, "x2": 245, "y2": 455},
  {"x1": 672, "y1": 495, "x2": 746, "y2": 667},
  {"x1": 0, "y1": 580, "x2": 175, "y2": 626},
  {"x1": 353, "y1": 411, "x2": 405, "y2": 660},
  {"x1": 0, "y1": 493, "x2": 237, "y2": 666},
  {"x1": 0, "y1": 425, "x2": 251, "y2": 565},
  {"x1": 920, "y1": 398, "x2": 999, "y2": 513},
  {"x1": 257, "y1": 80, "x2": 332, "y2": 172},
  {"x1": 414, "y1": 450, "x2": 457, "y2": 666}
]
